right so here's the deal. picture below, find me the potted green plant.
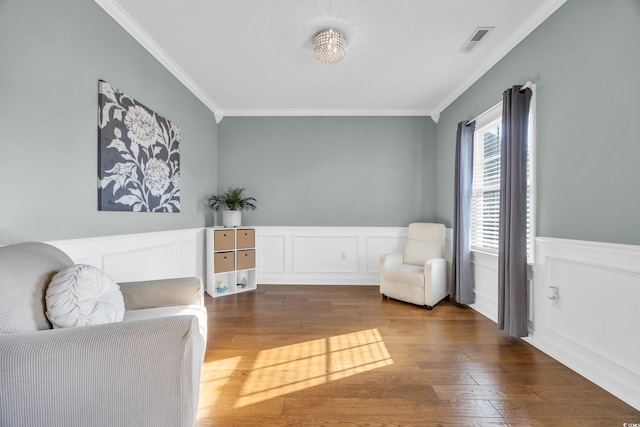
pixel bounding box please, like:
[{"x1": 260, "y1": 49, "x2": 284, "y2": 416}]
[{"x1": 208, "y1": 187, "x2": 257, "y2": 227}]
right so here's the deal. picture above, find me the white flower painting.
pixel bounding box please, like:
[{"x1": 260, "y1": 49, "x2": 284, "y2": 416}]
[{"x1": 98, "y1": 81, "x2": 180, "y2": 212}]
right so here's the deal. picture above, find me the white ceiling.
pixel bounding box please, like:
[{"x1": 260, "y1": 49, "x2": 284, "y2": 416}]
[{"x1": 96, "y1": 0, "x2": 566, "y2": 123}]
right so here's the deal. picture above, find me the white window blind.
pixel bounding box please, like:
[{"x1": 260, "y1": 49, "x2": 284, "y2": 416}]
[
  {"x1": 526, "y1": 114, "x2": 534, "y2": 263},
  {"x1": 470, "y1": 99, "x2": 535, "y2": 262},
  {"x1": 471, "y1": 115, "x2": 502, "y2": 253}
]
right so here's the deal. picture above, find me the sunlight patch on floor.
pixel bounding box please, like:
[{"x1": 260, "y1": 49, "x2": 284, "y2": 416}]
[
  {"x1": 234, "y1": 328, "x2": 393, "y2": 408},
  {"x1": 197, "y1": 356, "x2": 243, "y2": 414}
]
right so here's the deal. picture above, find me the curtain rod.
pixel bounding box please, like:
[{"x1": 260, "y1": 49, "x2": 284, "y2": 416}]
[
  {"x1": 465, "y1": 81, "x2": 533, "y2": 126},
  {"x1": 519, "y1": 80, "x2": 533, "y2": 92}
]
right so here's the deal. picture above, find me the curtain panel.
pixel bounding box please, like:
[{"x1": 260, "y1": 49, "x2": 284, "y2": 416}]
[
  {"x1": 452, "y1": 121, "x2": 475, "y2": 305},
  {"x1": 498, "y1": 85, "x2": 532, "y2": 338}
]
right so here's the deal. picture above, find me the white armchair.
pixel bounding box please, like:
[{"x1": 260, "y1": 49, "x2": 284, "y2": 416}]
[{"x1": 380, "y1": 223, "x2": 448, "y2": 309}]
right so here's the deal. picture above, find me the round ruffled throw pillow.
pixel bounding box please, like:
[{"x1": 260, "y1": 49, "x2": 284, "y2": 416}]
[{"x1": 45, "y1": 264, "x2": 125, "y2": 328}]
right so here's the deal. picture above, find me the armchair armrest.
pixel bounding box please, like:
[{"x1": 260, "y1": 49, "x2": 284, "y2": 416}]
[
  {"x1": 425, "y1": 257, "x2": 446, "y2": 279},
  {"x1": 424, "y1": 257, "x2": 447, "y2": 307},
  {"x1": 0, "y1": 315, "x2": 203, "y2": 427},
  {"x1": 119, "y1": 276, "x2": 204, "y2": 310}
]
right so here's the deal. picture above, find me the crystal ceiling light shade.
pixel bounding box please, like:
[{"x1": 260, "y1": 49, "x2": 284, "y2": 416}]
[{"x1": 313, "y1": 29, "x2": 346, "y2": 64}]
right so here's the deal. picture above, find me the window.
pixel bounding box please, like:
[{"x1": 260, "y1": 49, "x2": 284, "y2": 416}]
[
  {"x1": 470, "y1": 97, "x2": 535, "y2": 263},
  {"x1": 470, "y1": 110, "x2": 502, "y2": 253}
]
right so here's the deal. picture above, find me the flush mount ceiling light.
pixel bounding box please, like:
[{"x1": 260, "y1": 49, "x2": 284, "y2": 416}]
[{"x1": 313, "y1": 29, "x2": 346, "y2": 64}]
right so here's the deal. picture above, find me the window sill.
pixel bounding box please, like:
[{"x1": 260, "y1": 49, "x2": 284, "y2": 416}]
[{"x1": 471, "y1": 248, "x2": 498, "y2": 258}]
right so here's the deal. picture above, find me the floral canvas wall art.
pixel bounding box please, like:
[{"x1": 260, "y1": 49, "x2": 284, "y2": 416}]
[{"x1": 98, "y1": 80, "x2": 180, "y2": 212}]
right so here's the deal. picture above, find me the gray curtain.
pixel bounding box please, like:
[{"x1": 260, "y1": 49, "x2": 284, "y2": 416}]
[
  {"x1": 498, "y1": 85, "x2": 532, "y2": 337},
  {"x1": 452, "y1": 121, "x2": 475, "y2": 304}
]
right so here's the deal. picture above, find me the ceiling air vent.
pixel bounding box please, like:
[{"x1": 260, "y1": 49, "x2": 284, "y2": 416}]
[{"x1": 459, "y1": 27, "x2": 494, "y2": 53}]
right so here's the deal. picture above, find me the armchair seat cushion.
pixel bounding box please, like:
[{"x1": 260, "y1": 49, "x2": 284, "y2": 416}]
[{"x1": 381, "y1": 264, "x2": 424, "y2": 287}]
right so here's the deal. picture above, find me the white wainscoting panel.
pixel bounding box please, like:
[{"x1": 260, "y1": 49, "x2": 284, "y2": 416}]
[
  {"x1": 255, "y1": 226, "x2": 453, "y2": 286},
  {"x1": 449, "y1": 234, "x2": 640, "y2": 409},
  {"x1": 544, "y1": 257, "x2": 640, "y2": 375},
  {"x1": 256, "y1": 235, "x2": 286, "y2": 273},
  {"x1": 47, "y1": 228, "x2": 206, "y2": 283},
  {"x1": 469, "y1": 250, "x2": 499, "y2": 323},
  {"x1": 102, "y1": 243, "x2": 177, "y2": 282},
  {"x1": 256, "y1": 227, "x2": 410, "y2": 285},
  {"x1": 365, "y1": 236, "x2": 406, "y2": 273},
  {"x1": 293, "y1": 236, "x2": 359, "y2": 273},
  {"x1": 527, "y1": 237, "x2": 640, "y2": 410}
]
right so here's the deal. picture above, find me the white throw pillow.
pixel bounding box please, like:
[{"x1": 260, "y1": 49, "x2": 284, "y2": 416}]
[{"x1": 45, "y1": 264, "x2": 125, "y2": 328}]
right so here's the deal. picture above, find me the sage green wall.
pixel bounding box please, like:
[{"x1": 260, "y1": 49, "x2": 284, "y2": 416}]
[
  {"x1": 5, "y1": 0, "x2": 637, "y2": 246},
  {"x1": 0, "y1": 0, "x2": 218, "y2": 244},
  {"x1": 217, "y1": 117, "x2": 436, "y2": 226},
  {"x1": 435, "y1": 0, "x2": 640, "y2": 245}
]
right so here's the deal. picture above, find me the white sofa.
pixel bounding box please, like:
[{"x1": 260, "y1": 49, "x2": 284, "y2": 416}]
[{"x1": 0, "y1": 242, "x2": 207, "y2": 427}]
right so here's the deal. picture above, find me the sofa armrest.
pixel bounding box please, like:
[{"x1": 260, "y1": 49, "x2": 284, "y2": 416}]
[
  {"x1": 0, "y1": 315, "x2": 203, "y2": 427},
  {"x1": 119, "y1": 276, "x2": 204, "y2": 310}
]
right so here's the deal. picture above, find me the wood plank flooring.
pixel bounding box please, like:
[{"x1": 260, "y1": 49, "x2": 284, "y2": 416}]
[{"x1": 196, "y1": 285, "x2": 640, "y2": 426}]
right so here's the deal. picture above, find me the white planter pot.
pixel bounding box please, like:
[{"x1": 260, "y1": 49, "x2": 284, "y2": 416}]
[{"x1": 222, "y1": 210, "x2": 241, "y2": 227}]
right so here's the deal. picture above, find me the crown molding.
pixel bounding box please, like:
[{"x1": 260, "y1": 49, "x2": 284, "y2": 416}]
[
  {"x1": 221, "y1": 108, "x2": 435, "y2": 120},
  {"x1": 432, "y1": 0, "x2": 568, "y2": 118},
  {"x1": 96, "y1": 0, "x2": 566, "y2": 126},
  {"x1": 95, "y1": 0, "x2": 224, "y2": 123}
]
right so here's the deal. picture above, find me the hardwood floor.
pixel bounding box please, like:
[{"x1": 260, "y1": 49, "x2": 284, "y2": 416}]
[{"x1": 196, "y1": 285, "x2": 640, "y2": 426}]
